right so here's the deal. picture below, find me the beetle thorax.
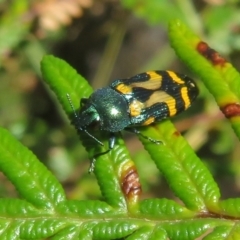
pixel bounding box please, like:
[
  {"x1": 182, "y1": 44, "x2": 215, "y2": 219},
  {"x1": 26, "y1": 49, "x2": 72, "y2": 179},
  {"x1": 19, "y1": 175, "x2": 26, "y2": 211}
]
[{"x1": 90, "y1": 87, "x2": 130, "y2": 132}]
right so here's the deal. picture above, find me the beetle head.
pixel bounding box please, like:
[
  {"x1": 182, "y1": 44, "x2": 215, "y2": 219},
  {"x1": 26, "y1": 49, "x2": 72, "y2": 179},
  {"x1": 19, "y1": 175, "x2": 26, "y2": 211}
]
[{"x1": 66, "y1": 94, "x2": 103, "y2": 146}]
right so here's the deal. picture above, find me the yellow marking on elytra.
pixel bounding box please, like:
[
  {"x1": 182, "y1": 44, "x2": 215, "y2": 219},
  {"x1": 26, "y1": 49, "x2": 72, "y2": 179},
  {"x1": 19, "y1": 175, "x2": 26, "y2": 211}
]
[
  {"x1": 131, "y1": 81, "x2": 161, "y2": 90},
  {"x1": 165, "y1": 98, "x2": 177, "y2": 116},
  {"x1": 181, "y1": 86, "x2": 191, "y2": 109},
  {"x1": 142, "y1": 116, "x2": 155, "y2": 126},
  {"x1": 129, "y1": 100, "x2": 145, "y2": 117},
  {"x1": 144, "y1": 91, "x2": 162, "y2": 107},
  {"x1": 146, "y1": 71, "x2": 162, "y2": 81},
  {"x1": 167, "y1": 71, "x2": 185, "y2": 84},
  {"x1": 146, "y1": 91, "x2": 176, "y2": 114},
  {"x1": 144, "y1": 91, "x2": 177, "y2": 116},
  {"x1": 116, "y1": 83, "x2": 132, "y2": 94},
  {"x1": 130, "y1": 72, "x2": 162, "y2": 90}
]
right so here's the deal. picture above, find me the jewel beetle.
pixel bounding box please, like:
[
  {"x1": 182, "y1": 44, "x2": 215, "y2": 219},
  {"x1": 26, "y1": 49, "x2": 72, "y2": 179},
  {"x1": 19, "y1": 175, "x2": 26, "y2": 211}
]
[{"x1": 68, "y1": 70, "x2": 198, "y2": 170}]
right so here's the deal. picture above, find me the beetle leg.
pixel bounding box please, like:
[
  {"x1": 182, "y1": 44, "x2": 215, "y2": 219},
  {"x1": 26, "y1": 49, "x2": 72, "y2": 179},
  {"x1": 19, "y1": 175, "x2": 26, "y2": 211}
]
[
  {"x1": 108, "y1": 133, "x2": 116, "y2": 149},
  {"x1": 88, "y1": 158, "x2": 96, "y2": 173},
  {"x1": 88, "y1": 133, "x2": 116, "y2": 173},
  {"x1": 89, "y1": 148, "x2": 112, "y2": 173},
  {"x1": 126, "y1": 128, "x2": 162, "y2": 145}
]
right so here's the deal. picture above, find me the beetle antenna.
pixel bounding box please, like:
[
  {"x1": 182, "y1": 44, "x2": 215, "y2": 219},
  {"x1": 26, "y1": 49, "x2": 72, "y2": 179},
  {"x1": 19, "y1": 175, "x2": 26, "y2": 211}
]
[{"x1": 66, "y1": 94, "x2": 103, "y2": 146}]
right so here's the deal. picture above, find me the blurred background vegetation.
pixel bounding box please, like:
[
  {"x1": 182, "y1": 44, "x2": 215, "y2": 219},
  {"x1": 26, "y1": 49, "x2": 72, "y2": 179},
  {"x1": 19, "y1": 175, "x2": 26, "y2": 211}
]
[{"x1": 1, "y1": 0, "x2": 240, "y2": 201}]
